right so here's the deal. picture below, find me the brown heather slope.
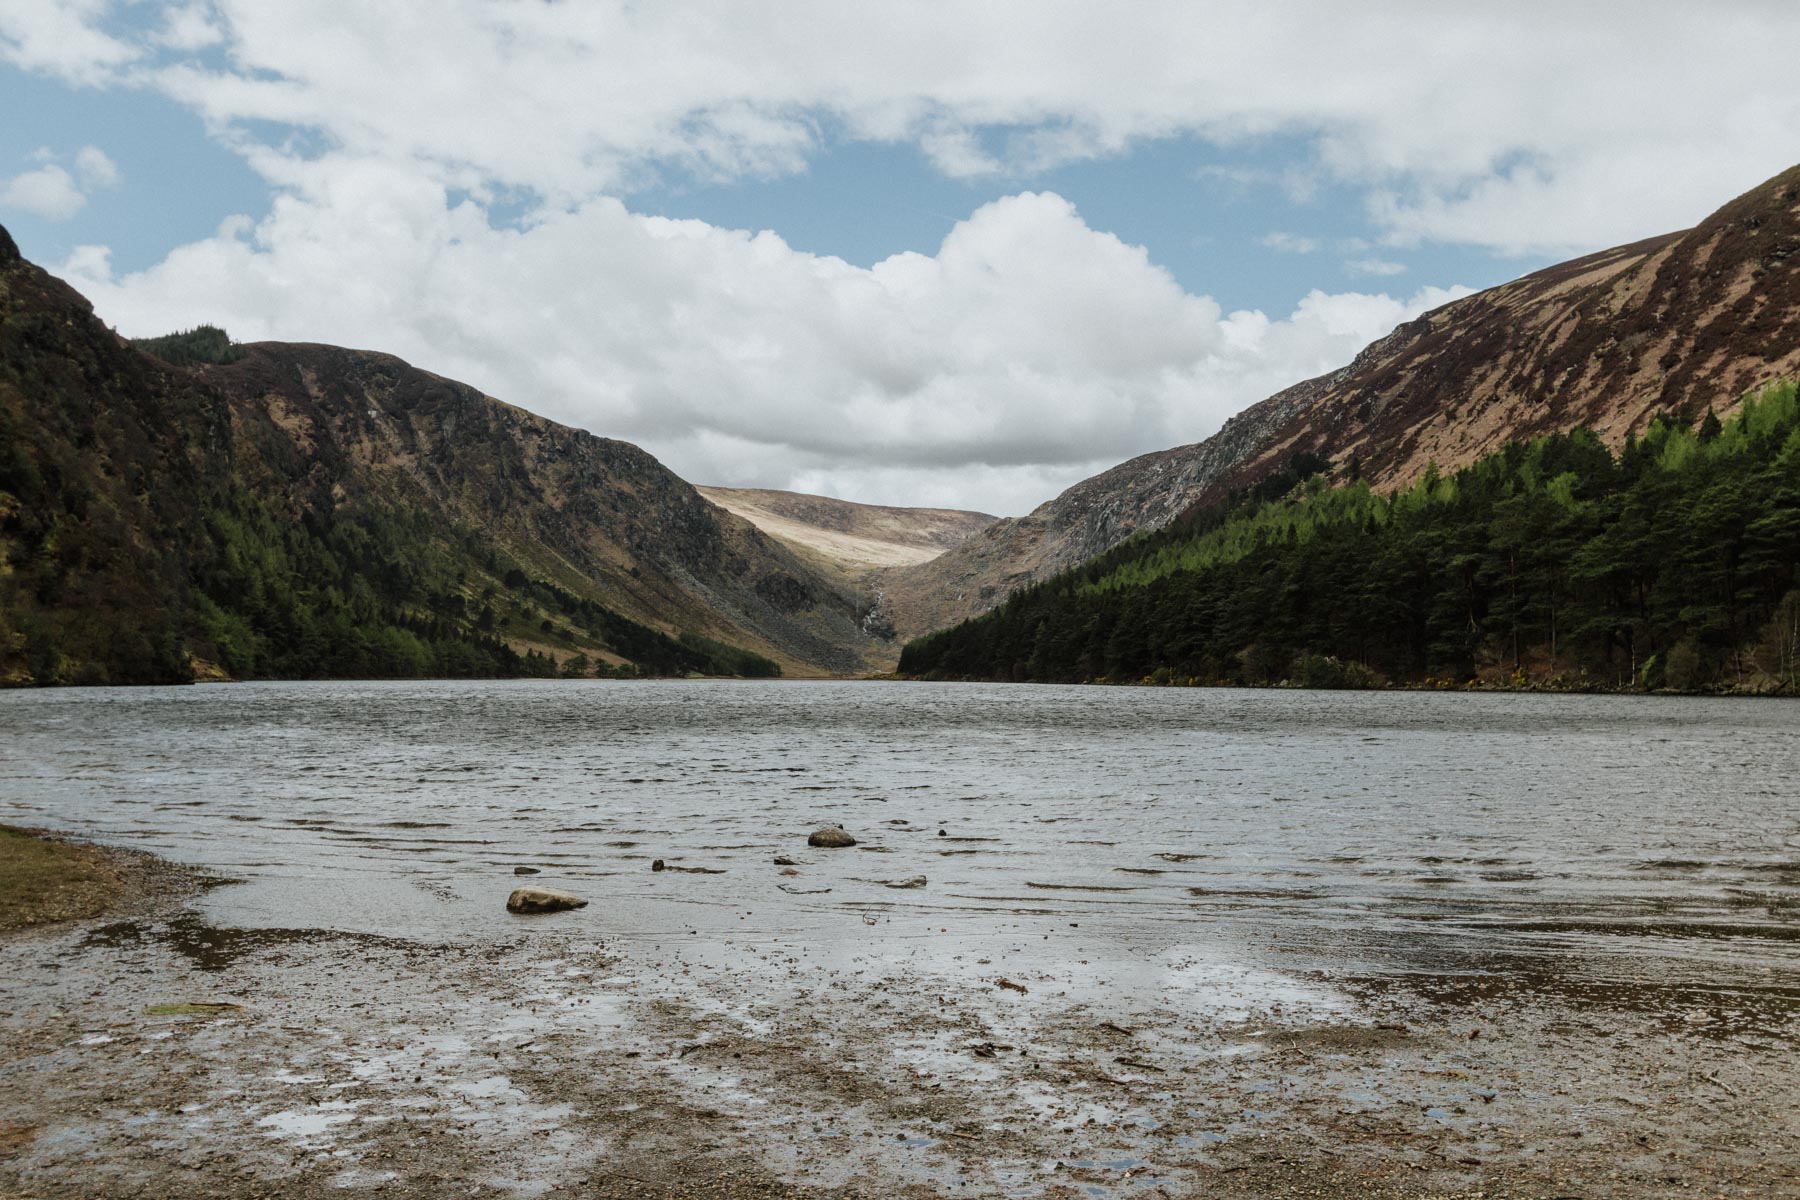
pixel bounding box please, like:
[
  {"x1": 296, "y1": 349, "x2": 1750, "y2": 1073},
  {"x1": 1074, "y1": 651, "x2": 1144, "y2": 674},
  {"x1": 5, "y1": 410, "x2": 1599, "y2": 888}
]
[
  {"x1": 884, "y1": 162, "x2": 1800, "y2": 642},
  {"x1": 195, "y1": 345, "x2": 888, "y2": 674}
]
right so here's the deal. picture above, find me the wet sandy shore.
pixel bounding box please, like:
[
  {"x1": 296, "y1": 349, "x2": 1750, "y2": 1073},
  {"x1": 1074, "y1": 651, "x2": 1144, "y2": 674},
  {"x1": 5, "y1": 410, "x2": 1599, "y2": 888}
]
[{"x1": 3, "y1": 882, "x2": 1796, "y2": 1200}]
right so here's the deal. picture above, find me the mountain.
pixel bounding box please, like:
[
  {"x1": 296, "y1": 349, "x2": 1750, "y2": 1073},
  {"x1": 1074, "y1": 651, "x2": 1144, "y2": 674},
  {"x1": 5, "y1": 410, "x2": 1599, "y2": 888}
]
[
  {"x1": 696, "y1": 486, "x2": 995, "y2": 645},
  {"x1": 899, "y1": 380, "x2": 1800, "y2": 692},
  {"x1": 884, "y1": 163, "x2": 1800, "y2": 640},
  {"x1": 193, "y1": 343, "x2": 886, "y2": 673},
  {"x1": 695, "y1": 487, "x2": 995, "y2": 574},
  {"x1": 0, "y1": 224, "x2": 888, "y2": 685}
]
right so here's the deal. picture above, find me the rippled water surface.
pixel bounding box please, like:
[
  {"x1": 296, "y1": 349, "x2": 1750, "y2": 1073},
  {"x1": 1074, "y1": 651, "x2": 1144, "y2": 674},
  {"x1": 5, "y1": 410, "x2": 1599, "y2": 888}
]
[{"x1": 4, "y1": 680, "x2": 1798, "y2": 999}]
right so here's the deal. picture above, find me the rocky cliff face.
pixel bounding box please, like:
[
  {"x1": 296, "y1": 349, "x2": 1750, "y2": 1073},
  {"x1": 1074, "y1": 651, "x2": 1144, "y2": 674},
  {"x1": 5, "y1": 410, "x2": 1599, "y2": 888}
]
[{"x1": 885, "y1": 163, "x2": 1800, "y2": 641}]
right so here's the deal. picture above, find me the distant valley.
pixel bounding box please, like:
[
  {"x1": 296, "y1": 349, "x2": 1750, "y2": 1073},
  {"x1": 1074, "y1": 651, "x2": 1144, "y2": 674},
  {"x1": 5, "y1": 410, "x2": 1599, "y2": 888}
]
[{"x1": 695, "y1": 487, "x2": 993, "y2": 577}]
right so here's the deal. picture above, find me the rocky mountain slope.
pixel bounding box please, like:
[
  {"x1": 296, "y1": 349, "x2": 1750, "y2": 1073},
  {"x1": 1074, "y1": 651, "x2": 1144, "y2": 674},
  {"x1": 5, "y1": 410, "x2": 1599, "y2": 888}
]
[
  {"x1": 0, "y1": 226, "x2": 886, "y2": 684},
  {"x1": 884, "y1": 162, "x2": 1800, "y2": 641}
]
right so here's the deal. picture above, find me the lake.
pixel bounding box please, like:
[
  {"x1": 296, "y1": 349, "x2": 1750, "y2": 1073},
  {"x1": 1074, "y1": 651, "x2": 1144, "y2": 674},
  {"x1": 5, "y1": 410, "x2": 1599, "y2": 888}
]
[{"x1": 3, "y1": 679, "x2": 1796, "y2": 998}]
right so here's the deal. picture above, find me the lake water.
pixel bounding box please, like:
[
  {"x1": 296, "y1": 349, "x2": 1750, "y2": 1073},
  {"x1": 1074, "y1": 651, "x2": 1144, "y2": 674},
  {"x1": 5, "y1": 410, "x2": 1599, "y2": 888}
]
[{"x1": 3, "y1": 680, "x2": 1798, "y2": 1009}]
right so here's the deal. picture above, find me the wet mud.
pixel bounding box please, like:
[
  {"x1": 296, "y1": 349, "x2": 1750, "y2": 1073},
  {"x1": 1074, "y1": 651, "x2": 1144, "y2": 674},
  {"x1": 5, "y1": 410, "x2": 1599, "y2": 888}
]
[{"x1": 3, "y1": 895, "x2": 1797, "y2": 1199}]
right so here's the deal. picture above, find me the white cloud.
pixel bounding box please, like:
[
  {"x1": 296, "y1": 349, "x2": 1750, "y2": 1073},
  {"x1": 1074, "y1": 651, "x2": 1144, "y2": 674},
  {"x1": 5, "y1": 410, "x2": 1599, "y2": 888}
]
[
  {"x1": 153, "y1": 2, "x2": 224, "y2": 51},
  {"x1": 0, "y1": 164, "x2": 87, "y2": 220},
  {"x1": 9, "y1": 2, "x2": 1795, "y2": 254},
  {"x1": 0, "y1": 0, "x2": 137, "y2": 84},
  {"x1": 1260, "y1": 232, "x2": 1320, "y2": 254},
  {"x1": 1345, "y1": 257, "x2": 1406, "y2": 277},
  {"x1": 1196, "y1": 164, "x2": 1324, "y2": 205},
  {"x1": 0, "y1": 146, "x2": 122, "y2": 221},
  {"x1": 74, "y1": 146, "x2": 121, "y2": 189},
  {"x1": 61, "y1": 244, "x2": 114, "y2": 278},
  {"x1": 60, "y1": 168, "x2": 1468, "y2": 512}
]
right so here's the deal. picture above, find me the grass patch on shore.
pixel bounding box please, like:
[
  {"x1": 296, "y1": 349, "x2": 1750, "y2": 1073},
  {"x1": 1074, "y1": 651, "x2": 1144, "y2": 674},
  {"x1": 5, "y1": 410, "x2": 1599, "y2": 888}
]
[{"x1": 0, "y1": 826, "x2": 125, "y2": 933}]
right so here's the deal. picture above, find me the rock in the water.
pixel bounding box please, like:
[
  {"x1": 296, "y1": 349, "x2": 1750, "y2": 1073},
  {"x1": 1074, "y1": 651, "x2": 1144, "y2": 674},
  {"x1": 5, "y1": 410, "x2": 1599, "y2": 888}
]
[
  {"x1": 505, "y1": 887, "x2": 587, "y2": 914},
  {"x1": 513, "y1": 866, "x2": 540, "y2": 876},
  {"x1": 807, "y1": 826, "x2": 857, "y2": 848},
  {"x1": 885, "y1": 875, "x2": 928, "y2": 889},
  {"x1": 651, "y1": 859, "x2": 666, "y2": 872}
]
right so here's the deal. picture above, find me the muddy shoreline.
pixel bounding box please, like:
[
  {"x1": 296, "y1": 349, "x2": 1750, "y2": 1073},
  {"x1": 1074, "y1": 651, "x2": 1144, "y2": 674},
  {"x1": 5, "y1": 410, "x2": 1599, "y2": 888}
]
[{"x1": 2, "y1": 846, "x2": 1796, "y2": 1199}]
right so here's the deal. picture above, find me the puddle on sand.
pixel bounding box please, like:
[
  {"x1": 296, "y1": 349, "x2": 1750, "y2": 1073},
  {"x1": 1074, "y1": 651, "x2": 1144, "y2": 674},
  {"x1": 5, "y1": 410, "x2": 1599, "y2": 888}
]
[
  {"x1": 81, "y1": 916, "x2": 433, "y2": 972},
  {"x1": 255, "y1": 1099, "x2": 365, "y2": 1143}
]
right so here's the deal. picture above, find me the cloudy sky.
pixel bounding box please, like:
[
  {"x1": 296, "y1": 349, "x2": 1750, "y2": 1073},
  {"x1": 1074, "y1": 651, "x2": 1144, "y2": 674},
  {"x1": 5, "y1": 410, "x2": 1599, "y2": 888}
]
[{"x1": 4, "y1": 3, "x2": 1797, "y2": 515}]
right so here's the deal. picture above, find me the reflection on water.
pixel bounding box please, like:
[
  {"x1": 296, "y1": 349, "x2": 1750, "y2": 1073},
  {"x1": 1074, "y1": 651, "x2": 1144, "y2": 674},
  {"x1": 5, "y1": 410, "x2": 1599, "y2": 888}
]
[{"x1": 3, "y1": 679, "x2": 1797, "y2": 1006}]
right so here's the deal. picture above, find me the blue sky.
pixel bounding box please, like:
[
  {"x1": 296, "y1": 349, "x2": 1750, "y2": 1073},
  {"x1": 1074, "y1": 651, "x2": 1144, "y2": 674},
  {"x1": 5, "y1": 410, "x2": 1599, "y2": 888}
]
[
  {"x1": 628, "y1": 133, "x2": 1552, "y2": 318},
  {"x1": 1, "y1": 68, "x2": 267, "y2": 274},
  {"x1": 3, "y1": 64, "x2": 1545, "y2": 318},
  {"x1": 3, "y1": 3, "x2": 1795, "y2": 514}
]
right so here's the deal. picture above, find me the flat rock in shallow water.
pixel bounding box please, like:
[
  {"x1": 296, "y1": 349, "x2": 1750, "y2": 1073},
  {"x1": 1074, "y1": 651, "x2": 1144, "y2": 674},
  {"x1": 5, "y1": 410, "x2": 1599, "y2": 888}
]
[
  {"x1": 886, "y1": 875, "x2": 928, "y2": 889},
  {"x1": 505, "y1": 887, "x2": 587, "y2": 914},
  {"x1": 807, "y1": 826, "x2": 857, "y2": 848}
]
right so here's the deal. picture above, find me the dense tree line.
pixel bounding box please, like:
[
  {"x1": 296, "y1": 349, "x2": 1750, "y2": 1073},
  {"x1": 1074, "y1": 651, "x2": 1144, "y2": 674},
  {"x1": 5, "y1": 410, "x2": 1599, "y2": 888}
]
[
  {"x1": 501, "y1": 572, "x2": 780, "y2": 678},
  {"x1": 901, "y1": 381, "x2": 1800, "y2": 693},
  {"x1": 188, "y1": 494, "x2": 563, "y2": 681},
  {"x1": 129, "y1": 325, "x2": 246, "y2": 366}
]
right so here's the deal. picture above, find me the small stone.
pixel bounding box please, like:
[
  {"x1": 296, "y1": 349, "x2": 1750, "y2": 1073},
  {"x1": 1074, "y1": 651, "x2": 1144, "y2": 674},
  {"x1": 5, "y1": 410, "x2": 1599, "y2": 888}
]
[
  {"x1": 651, "y1": 859, "x2": 666, "y2": 872},
  {"x1": 505, "y1": 887, "x2": 587, "y2": 914},
  {"x1": 885, "y1": 876, "x2": 928, "y2": 889},
  {"x1": 513, "y1": 866, "x2": 540, "y2": 876},
  {"x1": 807, "y1": 826, "x2": 857, "y2": 848}
]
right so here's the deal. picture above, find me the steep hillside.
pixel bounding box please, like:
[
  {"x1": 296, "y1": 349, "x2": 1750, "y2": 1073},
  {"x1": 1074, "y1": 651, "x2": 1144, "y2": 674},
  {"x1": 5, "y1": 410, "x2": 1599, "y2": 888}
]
[
  {"x1": 885, "y1": 163, "x2": 1800, "y2": 640},
  {"x1": 197, "y1": 343, "x2": 884, "y2": 674},
  {"x1": 0, "y1": 227, "x2": 885, "y2": 684}
]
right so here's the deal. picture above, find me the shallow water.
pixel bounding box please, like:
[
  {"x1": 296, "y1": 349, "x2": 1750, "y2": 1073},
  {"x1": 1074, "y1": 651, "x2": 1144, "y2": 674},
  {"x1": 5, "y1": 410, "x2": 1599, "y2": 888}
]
[{"x1": 3, "y1": 680, "x2": 1798, "y2": 1004}]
